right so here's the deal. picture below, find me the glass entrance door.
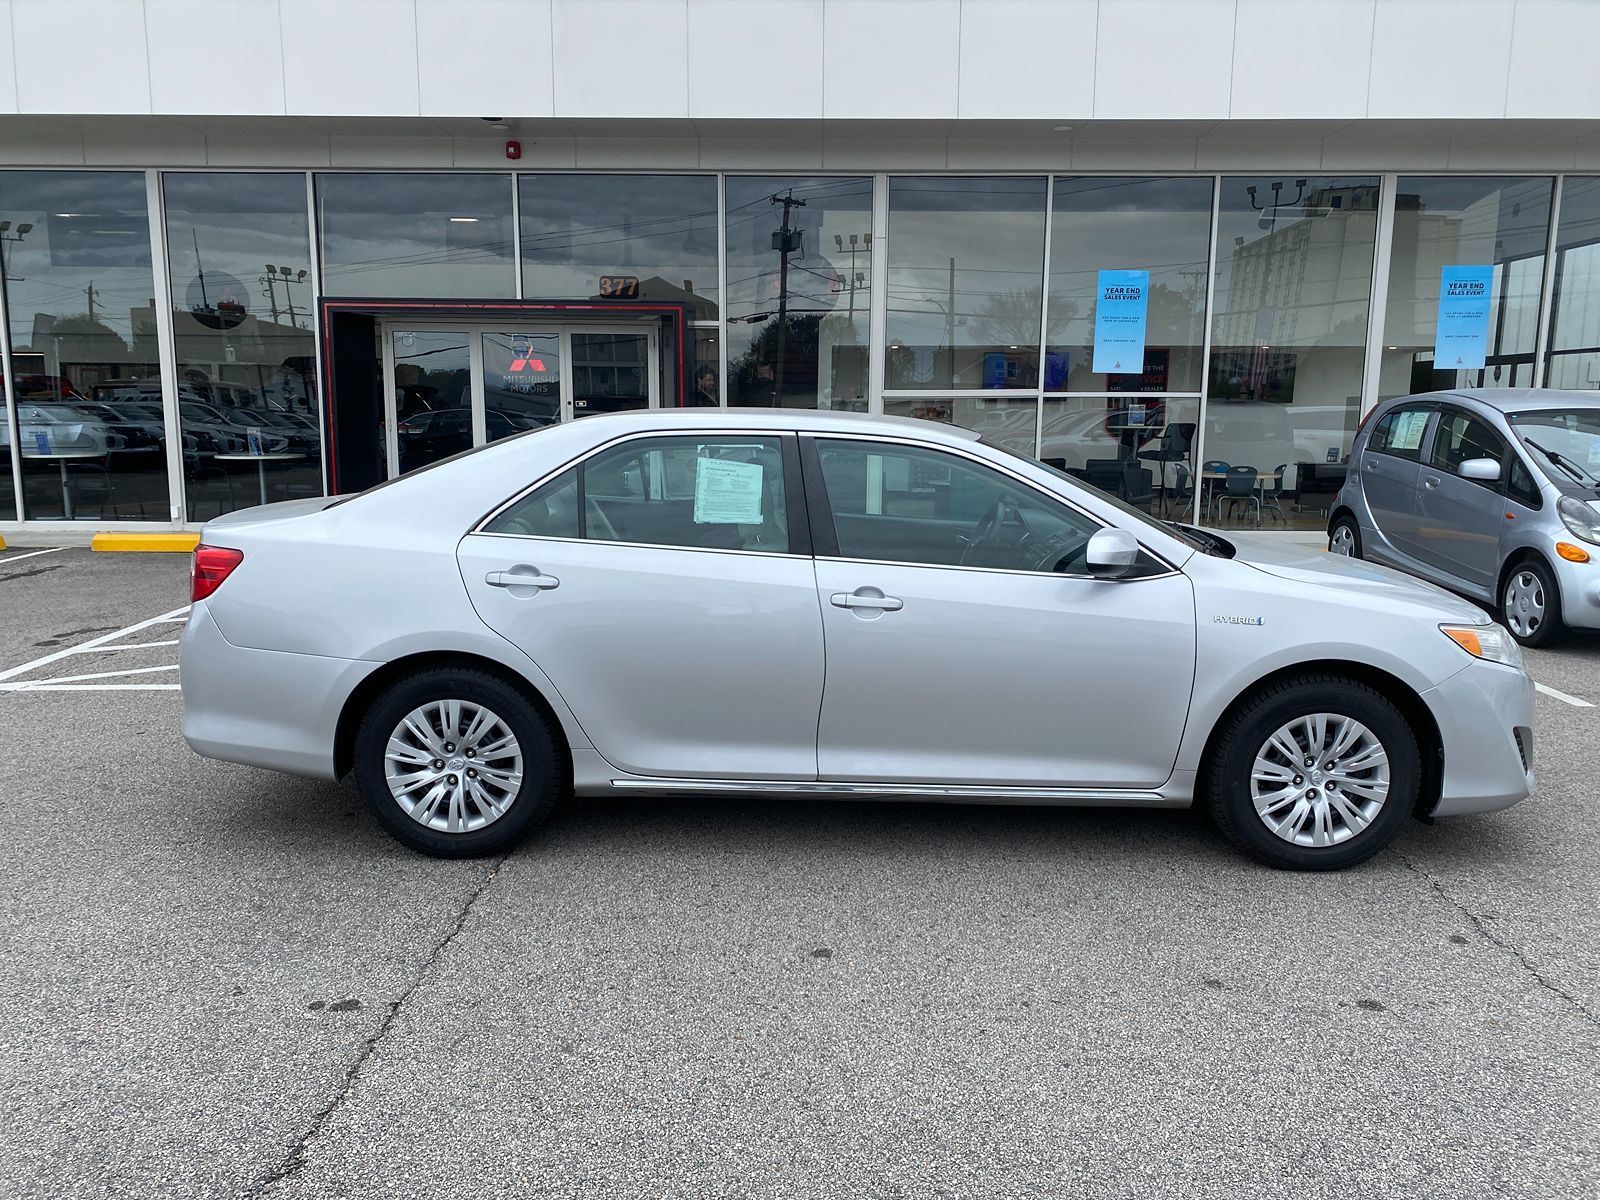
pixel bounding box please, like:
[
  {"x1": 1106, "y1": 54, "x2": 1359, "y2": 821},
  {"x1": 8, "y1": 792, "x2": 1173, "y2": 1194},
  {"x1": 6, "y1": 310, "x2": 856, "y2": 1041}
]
[{"x1": 382, "y1": 322, "x2": 659, "y2": 478}]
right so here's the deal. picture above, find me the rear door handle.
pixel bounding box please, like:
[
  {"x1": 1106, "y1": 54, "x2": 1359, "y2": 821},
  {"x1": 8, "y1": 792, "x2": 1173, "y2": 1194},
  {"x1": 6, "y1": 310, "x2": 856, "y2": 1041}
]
[
  {"x1": 486, "y1": 566, "x2": 560, "y2": 591},
  {"x1": 830, "y1": 591, "x2": 903, "y2": 612}
]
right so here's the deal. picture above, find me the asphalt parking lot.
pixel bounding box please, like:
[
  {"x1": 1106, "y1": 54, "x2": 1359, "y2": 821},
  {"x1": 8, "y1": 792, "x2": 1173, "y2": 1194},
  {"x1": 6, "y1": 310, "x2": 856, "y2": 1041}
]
[{"x1": 1, "y1": 546, "x2": 1596, "y2": 1199}]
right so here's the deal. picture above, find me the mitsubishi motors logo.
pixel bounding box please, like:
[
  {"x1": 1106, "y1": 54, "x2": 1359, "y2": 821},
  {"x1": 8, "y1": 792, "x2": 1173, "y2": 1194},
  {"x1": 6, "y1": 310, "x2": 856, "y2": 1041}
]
[{"x1": 508, "y1": 353, "x2": 547, "y2": 372}]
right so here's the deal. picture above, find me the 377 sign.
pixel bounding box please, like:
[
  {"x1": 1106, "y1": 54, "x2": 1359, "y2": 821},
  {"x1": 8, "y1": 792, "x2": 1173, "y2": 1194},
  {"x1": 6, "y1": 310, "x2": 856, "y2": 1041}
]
[{"x1": 598, "y1": 275, "x2": 640, "y2": 299}]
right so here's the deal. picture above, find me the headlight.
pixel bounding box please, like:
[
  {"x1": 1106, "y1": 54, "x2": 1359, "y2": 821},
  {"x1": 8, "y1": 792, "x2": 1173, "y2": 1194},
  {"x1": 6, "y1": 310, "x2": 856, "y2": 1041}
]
[
  {"x1": 1557, "y1": 495, "x2": 1600, "y2": 545},
  {"x1": 1441, "y1": 624, "x2": 1524, "y2": 669}
]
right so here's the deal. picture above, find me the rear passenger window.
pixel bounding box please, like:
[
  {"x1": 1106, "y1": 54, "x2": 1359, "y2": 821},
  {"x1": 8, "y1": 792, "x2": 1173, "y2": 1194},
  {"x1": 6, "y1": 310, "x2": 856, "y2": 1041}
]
[
  {"x1": 485, "y1": 435, "x2": 790, "y2": 553},
  {"x1": 1369, "y1": 407, "x2": 1431, "y2": 461}
]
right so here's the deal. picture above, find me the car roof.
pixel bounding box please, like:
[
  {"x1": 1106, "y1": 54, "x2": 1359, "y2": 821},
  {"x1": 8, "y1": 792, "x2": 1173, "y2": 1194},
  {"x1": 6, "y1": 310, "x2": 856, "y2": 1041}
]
[
  {"x1": 1406, "y1": 387, "x2": 1600, "y2": 415},
  {"x1": 572, "y1": 406, "x2": 982, "y2": 442}
]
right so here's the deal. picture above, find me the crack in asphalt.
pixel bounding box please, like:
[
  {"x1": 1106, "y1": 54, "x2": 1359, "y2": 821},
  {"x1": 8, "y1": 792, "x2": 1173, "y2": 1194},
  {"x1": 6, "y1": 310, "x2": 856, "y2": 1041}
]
[
  {"x1": 246, "y1": 854, "x2": 509, "y2": 1196},
  {"x1": 1398, "y1": 851, "x2": 1599, "y2": 1030}
]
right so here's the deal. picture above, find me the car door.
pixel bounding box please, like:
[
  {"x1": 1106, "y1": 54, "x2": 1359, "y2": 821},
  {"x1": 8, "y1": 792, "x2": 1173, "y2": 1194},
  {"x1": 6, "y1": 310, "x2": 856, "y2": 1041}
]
[
  {"x1": 1358, "y1": 404, "x2": 1435, "y2": 562},
  {"x1": 1415, "y1": 407, "x2": 1513, "y2": 593},
  {"x1": 457, "y1": 431, "x2": 825, "y2": 780},
  {"x1": 804, "y1": 435, "x2": 1196, "y2": 789}
]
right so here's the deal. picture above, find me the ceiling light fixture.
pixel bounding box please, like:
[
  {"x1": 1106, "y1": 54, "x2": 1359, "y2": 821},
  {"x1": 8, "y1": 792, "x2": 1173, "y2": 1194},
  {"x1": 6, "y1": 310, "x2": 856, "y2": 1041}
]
[
  {"x1": 449, "y1": 216, "x2": 480, "y2": 223},
  {"x1": 1053, "y1": 124, "x2": 1074, "y2": 133}
]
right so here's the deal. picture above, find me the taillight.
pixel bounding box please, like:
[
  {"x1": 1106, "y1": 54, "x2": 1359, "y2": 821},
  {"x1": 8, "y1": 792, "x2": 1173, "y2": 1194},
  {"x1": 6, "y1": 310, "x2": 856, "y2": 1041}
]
[{"x1": 191, "y1": 544, "x2": 244, "y2": 602}]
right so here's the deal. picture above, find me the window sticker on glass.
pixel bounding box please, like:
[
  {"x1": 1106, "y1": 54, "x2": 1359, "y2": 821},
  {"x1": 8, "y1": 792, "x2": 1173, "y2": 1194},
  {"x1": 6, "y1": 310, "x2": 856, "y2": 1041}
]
[
  {"x1": 694, "y1": 457, "x2": 765, "y2": 524},
  {"x1": 1391, "y1": 410, "x2": 1430, "y2": 451}
]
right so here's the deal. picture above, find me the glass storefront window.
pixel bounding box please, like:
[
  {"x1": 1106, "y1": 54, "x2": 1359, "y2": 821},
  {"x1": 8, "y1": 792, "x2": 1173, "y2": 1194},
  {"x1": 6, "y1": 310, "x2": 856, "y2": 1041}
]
[
  {"x1": 885, "y1": 395, "x2": 1038, "y2": 457},
  {"x1": 519, "y1": 174, "x2": 717, "y2": 319},
  {"x1": 164, "y1": 173, "x2": 320, "y2": 519},
  {"x1": 0, "y1": 171, "x2": 166, "y2": 521},
  {"x1": 1207, "y1": 176, "x2": 1379, "y2": 530},
  {"x1": 1047, "y1": 177, "x2": 1212, "y2": 395},
  {"x1": 1040, "y1": 395, "x2": 1200, "y2": 520},
  {"x1": 692, "y1": 329, "x2": 719, "y2": 407},
  {"x1": 318, "y1": 173, "x2": 514, "y2": 298},
  {"x1": 1381, "y1": 175, "x2": 1553, "y2": 397},
  {"x1": 885, "y1": 177, "x2": 1046, "y2": 391},
  {"x1": 1544, "y1": 176, "x2": 1600, "y2": 391},
  {"x1": 724, "y1": 175, "x2": 872, "y2": 410}
]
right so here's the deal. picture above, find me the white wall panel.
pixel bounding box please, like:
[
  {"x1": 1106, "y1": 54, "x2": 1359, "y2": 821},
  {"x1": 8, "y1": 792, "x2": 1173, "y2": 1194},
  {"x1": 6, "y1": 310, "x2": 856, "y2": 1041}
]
[
  {"x1": 822, "y1": 0, "x2": 961, "y2": 120},
  {"x1": 280, "y1": 0, "x2": 420, "y2": 116},
  {"x1": 454, "y1": 134, "x2": 575, "y2": 167},
  {"x1": 329, "y1": 135, "x2": 455, "y2": 166},
  {"x1": 146, "y1": 0, "x2": 285, "y2": 115},
  {"x1": 552, "y1": 0, "x2": 689, "y2": 118},
  {"x1": 417, "y1": 0, "x2": 554, "y2": 117},
  {"x1": 699, "y1": 136, "x2": 825, "y2": 169},
  {"x1": 1231, "y1": 0, "x2": 1373, "y2": 120},
  {"x1": 573, "y1": 136, "x2": 701, "y2": 168},
  {"x1": 1094, "y1": 0, "x2": 1234, "y2": 120},
  {"x1": 12, "y1": 0, "x2": 151, "y2": 114},
  {"x1": 1368, "y1": 0, "x2": 1514, "y2": 119},
  {"x1": 84, "y1": 122, "x2": 206, "y2": 165},
  {"x1": 688, "y1": 0, "x2": 823, "y2": 118},
  {"x1": 956, "y1": 0, "x2": 1096, "y2": 120},
  {"x1": 0, "y1": 0, "x2": 18, "y2": 113},
  {"x1": 1506, "y1": 0, "x2": 1600, "y2": 120}
]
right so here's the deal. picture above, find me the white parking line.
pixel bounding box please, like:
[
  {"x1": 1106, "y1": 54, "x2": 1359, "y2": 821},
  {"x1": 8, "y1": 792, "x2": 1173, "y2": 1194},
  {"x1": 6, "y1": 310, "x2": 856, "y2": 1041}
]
[
  {"x1": 0, "y1": 547, "x2": 65, "y2": 566},
  {"x1": 0, "y1": 663, "x2": 179, "y2": 691},
  {"x1": 76, "y1": 640, "x2": 180, "y2": 653},
  {"x1": 0, "y1": 605, "x2": 190, "y2": 684},
  {"x1": 5, "y1": 683, "x2": 182, "y2": 692},
  {"x1": 1534, "y1": 681, "x2": 1595, "y2": 708}
]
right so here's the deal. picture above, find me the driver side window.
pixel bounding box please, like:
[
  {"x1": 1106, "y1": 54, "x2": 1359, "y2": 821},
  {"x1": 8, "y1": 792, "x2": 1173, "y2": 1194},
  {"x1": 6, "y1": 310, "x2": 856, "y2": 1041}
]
[{"x1": 814, "y1": 439, "x2": 1100, "y2": 573}]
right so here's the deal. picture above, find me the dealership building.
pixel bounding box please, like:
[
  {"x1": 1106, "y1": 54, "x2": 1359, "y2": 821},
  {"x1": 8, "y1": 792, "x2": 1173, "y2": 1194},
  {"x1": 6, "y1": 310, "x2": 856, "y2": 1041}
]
[{"x1": 3, "y1": 0, "x2": 1600, "y2": 537}]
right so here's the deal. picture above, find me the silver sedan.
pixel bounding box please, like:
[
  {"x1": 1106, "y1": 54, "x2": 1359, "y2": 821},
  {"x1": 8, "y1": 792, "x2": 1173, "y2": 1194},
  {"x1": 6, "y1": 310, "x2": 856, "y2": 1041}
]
[{"x1": 180, "y1": 409, "x2": 1534, "y2": 870}]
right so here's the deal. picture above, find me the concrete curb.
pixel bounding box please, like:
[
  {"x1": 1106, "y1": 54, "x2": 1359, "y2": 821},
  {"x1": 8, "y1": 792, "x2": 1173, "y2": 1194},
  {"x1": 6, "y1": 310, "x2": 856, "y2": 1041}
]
[{"x1": 90, "y1": 533, "x2": 201, "y2": 553}]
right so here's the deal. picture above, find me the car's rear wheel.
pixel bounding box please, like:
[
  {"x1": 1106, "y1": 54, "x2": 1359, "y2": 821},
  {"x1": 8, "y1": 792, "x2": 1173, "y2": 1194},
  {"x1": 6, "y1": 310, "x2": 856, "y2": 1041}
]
[
  {"x1": 353, "y1": 667, "x2": 562, "y2": 857},
  {"x1": 1206, "y1": 675, "x2": 1419, "y2": 870},
  {"x1": 1501, "y1": 557, "x2": 1564, "y2": 648},
  {"x1": 1327, "y1": 514, "x2": 1361, "y2": 558}
]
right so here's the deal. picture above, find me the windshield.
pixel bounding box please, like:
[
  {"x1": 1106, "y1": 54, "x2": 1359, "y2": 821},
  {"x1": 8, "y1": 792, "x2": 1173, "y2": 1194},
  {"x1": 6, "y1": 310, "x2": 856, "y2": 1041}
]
[
  {"x1": 1506, "y1": 409, "x2": 1600, "y2": 487},
  {"x1": 977, "y1": 433, "x2": 1222, "y2": 554}
]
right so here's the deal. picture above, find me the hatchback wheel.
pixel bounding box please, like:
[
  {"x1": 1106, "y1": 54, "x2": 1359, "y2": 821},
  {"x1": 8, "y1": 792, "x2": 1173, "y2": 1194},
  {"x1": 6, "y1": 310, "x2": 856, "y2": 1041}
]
[
  {"x1": 1501, "y1": 558, "x2": 1563, "y2": 648},
  {"x1": 1327, "y1": 515, "x2": 1361, "y2": 558},
  {"x1": 354, "y1": 668, "x2": 562, "y2": 857},
  {"x1": 1206, "y1": 675, "x2": 1419, "y2": 870}
]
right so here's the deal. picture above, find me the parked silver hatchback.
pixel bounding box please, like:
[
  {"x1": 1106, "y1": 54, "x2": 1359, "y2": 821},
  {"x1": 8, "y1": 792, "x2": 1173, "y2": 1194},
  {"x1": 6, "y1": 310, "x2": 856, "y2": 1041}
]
[
  {"x1": 1329, "y1": 388, "x2": 1600, "y2": 647},
  {"x1": 181, "y1": 409, "x2": 1534, "y2": 871}
]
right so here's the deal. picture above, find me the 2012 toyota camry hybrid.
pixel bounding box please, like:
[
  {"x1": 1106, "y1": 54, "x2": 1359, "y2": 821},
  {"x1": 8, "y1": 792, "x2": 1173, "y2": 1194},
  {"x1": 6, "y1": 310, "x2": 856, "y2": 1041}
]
[{"x1": 180, "y1": 409, "x2": 1534, "y2": 870}]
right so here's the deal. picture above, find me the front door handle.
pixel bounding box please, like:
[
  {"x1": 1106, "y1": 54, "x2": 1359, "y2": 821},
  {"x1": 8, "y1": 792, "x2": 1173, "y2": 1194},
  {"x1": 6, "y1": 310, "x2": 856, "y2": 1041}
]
[
  {"x1": 486, "y1": 566, "x2": 560, "y2": 591},
  {"x1": 1422, "y1": 475, "x2": 1441, "y2": 490},
  {"x1": 830, "y1": 590, "x2": 903, "y2": 612}
]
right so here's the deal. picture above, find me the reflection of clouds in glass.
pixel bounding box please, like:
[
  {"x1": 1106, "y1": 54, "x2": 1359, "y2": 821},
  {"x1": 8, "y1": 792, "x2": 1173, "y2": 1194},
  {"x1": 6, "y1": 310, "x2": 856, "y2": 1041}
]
[{"x1": 166, "y1": 174, "x2": 314, "y2": 319}]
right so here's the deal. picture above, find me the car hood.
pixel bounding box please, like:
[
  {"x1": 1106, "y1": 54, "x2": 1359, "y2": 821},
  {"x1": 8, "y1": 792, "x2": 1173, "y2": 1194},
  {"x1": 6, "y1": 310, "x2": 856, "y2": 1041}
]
[
  {"x1": 203, "y1": 495, "x2": 340, "y2": 531},
  {"x1": 1225, "y1": 532, "x2": 1490, "y2": 624}
]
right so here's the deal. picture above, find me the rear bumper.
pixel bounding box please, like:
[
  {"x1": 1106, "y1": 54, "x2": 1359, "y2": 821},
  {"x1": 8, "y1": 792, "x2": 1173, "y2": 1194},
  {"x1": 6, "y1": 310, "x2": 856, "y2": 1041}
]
[
  {"x1": 1422, "y1": 658, "x2": 1535, "y2": 817},
  {"x1": 180, "y1": 604, "x2": 375, "y2": 780}
]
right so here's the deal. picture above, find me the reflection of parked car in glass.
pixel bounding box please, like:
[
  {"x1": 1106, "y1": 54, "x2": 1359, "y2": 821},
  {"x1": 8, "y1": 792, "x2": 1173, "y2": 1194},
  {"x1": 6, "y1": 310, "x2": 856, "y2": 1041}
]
[
  {"x1": 398, "y1": 408, "x2": 524, "y2": 472},
  {"x1": 0, "y1": 402, "x2": 123, "y2": 455},
  {"x1": 1330, "y1": 388, "x2": 1600, "y2": 647}
]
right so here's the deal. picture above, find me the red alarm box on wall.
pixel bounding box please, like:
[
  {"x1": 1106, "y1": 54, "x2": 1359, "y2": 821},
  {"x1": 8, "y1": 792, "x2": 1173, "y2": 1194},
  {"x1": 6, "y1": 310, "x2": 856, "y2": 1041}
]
[{"x1": 505, "y1": 140, "x2": 521, "y2": 160}]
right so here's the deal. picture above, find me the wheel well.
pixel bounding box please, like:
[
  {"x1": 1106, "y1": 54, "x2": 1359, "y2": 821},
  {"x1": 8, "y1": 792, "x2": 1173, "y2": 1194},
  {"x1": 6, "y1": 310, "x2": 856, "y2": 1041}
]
[
  {"x1": 1326, "y1": 505, "x2": 1355, "y2": 536},
  {"x1": 333, "y1": 651, "x2": 572, "y2": 782},
  {"x1": 1196, "y1": 661, "x2": 1443, "y2": 821},
  {"x1": 1497, "y1": 547, "x2": 1552, "y2": 603}
]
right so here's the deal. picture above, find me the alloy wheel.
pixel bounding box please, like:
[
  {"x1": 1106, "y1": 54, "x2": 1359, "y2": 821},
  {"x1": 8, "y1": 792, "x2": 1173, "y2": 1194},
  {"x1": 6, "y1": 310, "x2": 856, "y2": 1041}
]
[
  {"x1": 1329, "y1": 524, "x2": 1356, "y2": 556},
  {"x1": 1249, "y1": 713, "x2": 1390, "y2": 848},
  {"x1": 1504, "y1": 570, "x2": 1545, "y2": 639},
  {"x1": 383, "y1": 699, "x2": 524, "y2": 833}
]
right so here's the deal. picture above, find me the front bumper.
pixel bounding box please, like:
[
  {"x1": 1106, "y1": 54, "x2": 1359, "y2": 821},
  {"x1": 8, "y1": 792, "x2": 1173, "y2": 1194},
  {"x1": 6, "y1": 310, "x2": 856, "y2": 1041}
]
[
  {"x1": 180, "y1": 604, "x2": 376, "y2": 780},
  {"x1": 1422, "y1": 657, "x2": 1535, "y2": 817},
  {"x1": 1551, "y1": 551, "x2": 1600, "y2": 631}
]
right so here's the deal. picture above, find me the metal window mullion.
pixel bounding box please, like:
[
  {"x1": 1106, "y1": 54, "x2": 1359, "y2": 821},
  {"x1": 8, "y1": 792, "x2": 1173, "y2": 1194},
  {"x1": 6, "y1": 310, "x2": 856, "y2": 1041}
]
[
  {"x1": 1190, "y1": 175, "x2": 1223, "y2": 526},
  {"x1": 1360, "y1": 172, "x2": 1399, "y2": 417},
  {"x1": 716, "y1": 172, "x2": 728, "y2": 406},
  {"x1": 303, "y1": 171, "x2": 330, "y2": 497},
  {"x1": 1534, "y1": 174, "x2": 1564, "y2": 386},
  {"x1": 468, "y1": 331, "x2": 486, "y2": 446},
  {"x1": 511, "y1": 173, "x2": 524, "y2": 300},
  {"x1": 147, "y1": 170, "x2": 185, "y2": 527},
  {"x1": 867, "y1": 174, "x2": 889, "y2": 415},
  {"x1": 0, "y1": 228, "x2": 23, "y2": 522},
  {"x1": 1033, "y1": 175, "x2": 1054, "y2": 459}
]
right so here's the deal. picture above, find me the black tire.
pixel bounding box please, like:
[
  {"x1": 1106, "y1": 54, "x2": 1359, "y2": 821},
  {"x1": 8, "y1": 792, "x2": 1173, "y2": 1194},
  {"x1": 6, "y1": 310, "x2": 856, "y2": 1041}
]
[
  {"x1": 353, "y1": 667, "x2": 563, "y2": 857},
  {"x1": 1499, "y1": 556, "x2": 1565, "y2": 649},
  {"x1": 1206, "y1": 674, "x2": 1420, "y2": 871},
  {"x1": 1327, "y1": 513, "x2": 1362, "y2": 558}
]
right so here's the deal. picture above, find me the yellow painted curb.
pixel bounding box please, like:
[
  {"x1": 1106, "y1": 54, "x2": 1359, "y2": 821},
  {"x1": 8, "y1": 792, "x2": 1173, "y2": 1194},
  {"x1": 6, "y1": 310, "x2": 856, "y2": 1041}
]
[
  {"x1": 0, "y1": 534, "x2": 6, "y2": 550},
  {"x1": 91, "y1": 532, "x2": 201, "y2": 553}
]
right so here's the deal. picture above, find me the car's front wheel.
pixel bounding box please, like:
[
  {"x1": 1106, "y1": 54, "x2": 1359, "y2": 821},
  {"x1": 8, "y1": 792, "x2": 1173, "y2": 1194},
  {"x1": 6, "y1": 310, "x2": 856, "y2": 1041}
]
[
  {"x1": 353, "y1": 667, "x2": 562, "y2": 857},
  {"x1": 1501, "y1": 557, "x2": 1564, "y2": 648},
  {"x1": 1206, "y1": 675, "x2": 1420, "y2": 870}
]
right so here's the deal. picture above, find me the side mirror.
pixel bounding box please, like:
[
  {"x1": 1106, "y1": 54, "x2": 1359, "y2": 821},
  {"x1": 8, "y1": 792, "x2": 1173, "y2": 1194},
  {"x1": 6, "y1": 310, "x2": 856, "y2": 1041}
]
[
  {"x1": 1459, "y1": 457, "x2": 1501, "y2": 482},
  {"x1": 1085, "y1": 528, "x2": 1140, "y2": 580}
]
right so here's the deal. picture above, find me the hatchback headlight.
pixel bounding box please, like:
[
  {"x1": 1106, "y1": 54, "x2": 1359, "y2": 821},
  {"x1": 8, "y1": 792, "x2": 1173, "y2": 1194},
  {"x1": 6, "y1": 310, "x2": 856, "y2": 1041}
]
[
  {"x1": 1441, "y1": 624, "x2": 1524, "y2": 669},
  {"x1": 1557, "y1": 495, "x2": 1600, "y2": 545}
]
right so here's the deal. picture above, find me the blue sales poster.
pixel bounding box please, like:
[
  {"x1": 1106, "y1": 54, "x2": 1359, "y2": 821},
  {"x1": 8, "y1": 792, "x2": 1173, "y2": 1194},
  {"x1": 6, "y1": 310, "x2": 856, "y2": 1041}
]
[
  {"x1": 1092, "y1": 269, "x2": 1150, "y2": 375},
  {"x1": 1434, "y1": 265, "x2": 1494, "y2": 371}
]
